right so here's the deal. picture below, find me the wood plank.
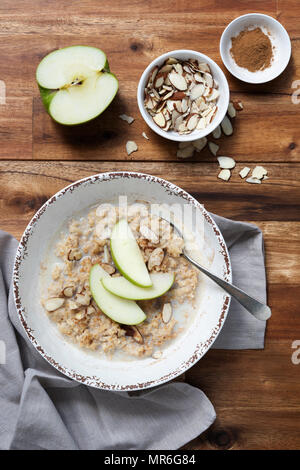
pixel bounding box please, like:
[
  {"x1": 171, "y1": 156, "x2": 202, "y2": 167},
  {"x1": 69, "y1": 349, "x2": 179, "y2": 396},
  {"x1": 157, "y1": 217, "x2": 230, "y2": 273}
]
[
  {"x1": 0, "y1": 98, "x2": 32, "y2": 159},
  {"x1": 1, "y1": 161, "x2": 300, "y2": 225},
  {"x1": 0, "y1": 161, "x2": 299, "y2": 285},
  {"x1": 31, "y1": 93, "x2": 299, "y2": 162}
]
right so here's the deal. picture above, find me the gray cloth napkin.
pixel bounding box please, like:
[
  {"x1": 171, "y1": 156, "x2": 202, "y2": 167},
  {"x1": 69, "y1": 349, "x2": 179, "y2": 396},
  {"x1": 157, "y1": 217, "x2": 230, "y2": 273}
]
[{"x1": 0, "y1": 215, "x2": 267, "y2": 450}]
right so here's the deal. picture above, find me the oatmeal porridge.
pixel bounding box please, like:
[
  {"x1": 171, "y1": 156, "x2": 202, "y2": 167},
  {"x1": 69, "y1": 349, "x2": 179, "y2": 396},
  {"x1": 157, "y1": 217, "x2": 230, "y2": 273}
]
[{"x1": 40, "y1": 201, "x2": 203, "y2": 359}]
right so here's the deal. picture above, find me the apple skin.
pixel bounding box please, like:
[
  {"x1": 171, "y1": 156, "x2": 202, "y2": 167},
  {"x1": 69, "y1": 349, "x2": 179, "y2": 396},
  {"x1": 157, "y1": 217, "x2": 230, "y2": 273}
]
[
  {"x1": 110, "y1": 238, "x2": 153, "y2": 288},
  {"x1": 36, "y1": 48, "x2": 118, "y2": 126}
]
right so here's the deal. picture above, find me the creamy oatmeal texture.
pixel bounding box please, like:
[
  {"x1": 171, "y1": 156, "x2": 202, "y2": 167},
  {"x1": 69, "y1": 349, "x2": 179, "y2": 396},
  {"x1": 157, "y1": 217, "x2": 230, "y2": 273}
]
[{"x1": 40, "y1": 202, "x2": 201, "y2": 358}]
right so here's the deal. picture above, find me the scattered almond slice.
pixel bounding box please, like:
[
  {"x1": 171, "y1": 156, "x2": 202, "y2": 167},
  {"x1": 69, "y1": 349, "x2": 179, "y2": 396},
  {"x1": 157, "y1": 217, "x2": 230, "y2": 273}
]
[
  {"x1": 221, "y1": 115, "x2": 233, "y2": 136},
  {"x1": 153, "y1": 112, "x2": 166, "y2": 128},
  {"x1": 192, "y1": 137, "x2": 207, "y2": 152},
  {"x1": 152, "y1": 351, "x2": 163, "y2": 359},
  {"x1": 178, "y1": 141, "x2": 193, "y2": 149},
  {"x1": 168, "y1": 72, "x2": 188, "y2": 91},
  {"x1": 126, "y1": 141, "x2": 138, "y2": 156},
  {"x1": 208, "y1": 141, "x2": 219, "y2": 156},
  {"x1": 227, "y1": 102, "x2": 236, "y2": 118},
  {"x1": 218, "y1": 169, "x2": 231, "y2": 181},
  {"x1": 263, "y1": 175, "x2": 269, "y2": 180},
  {"x1": 142, "y1": 131, "x2": 149, "y2": 140},
  {"x1": 45, "y1": 298, "x2": 64, "y2": 312},
  {"x1": 246, "y1": 177, "x2": 261, "y2": 184},
  {"x1": 132, "y1": 326, "x2": 144, "y2": 344},
  {"x1": 217, "y1": 156, "x2": 236, "y2": 169},
  {"x1": 251, "y1": 166, "x2": 268, "y2": 180},
  {"x1": 140, "y1": 225, "x2": 159, "y2": 244},
  {"x1": 119, "y1": 114, "x2": 134, "y2": 124},
  {"x1": 239, "y1": 167, "x2": 251, "y2": 178},
  {"x1": 177, "y1": 145, "x2": 194, "y2": 159},
  {"x1": 212, "y1": 125, "x2": 221, "y2": 139},
  {"x1": 233, "y1": 101, "x2": 243, "y2": 110},
  {"x1": 162, "y1": 303, "x2": 173, "y2": 324}
]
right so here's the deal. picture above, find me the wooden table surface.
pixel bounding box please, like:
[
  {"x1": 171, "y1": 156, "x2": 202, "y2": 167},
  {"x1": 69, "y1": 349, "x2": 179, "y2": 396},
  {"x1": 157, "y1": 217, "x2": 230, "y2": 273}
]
[{"x1": 0, "y1": 0, "x2": 299, "y2": 450}]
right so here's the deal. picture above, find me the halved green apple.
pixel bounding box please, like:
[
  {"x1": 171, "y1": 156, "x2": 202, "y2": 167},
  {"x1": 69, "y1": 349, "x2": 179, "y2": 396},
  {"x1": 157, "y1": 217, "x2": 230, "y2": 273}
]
[
  {"x1": 110, "y1": 219, "x2": 152, "y2": 288},
  {"x1": 36, "y1": 45, "x2": 118, "y2": 125},
  {"x1": 102, "y1": 272, "x2": 174, "y2": 300},
  {"x1": 89, "y1": 264, "x2": 146, "y2": 325}
]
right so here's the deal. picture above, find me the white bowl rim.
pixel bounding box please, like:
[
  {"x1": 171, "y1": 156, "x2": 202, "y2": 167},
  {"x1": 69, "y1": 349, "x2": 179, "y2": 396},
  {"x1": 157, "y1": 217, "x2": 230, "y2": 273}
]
[
  {"x1": 220, "y1": 13, "x2": 292, "y2": 84},
  {"x1": 137, "y1": 49, "x2": 230, "y2": 142},
  {"x1": 13, "y1": 171, "x2": 232, "y2": 391}
]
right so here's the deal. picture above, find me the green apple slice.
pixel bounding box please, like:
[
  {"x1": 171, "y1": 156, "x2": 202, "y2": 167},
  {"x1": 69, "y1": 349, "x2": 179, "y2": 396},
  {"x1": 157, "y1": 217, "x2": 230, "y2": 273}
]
[
  {"x1": 102, "y1": 272, "x2": 174, "y2": 300},
  {"x1": 36, "y1": 45, "x2": 118, "y2": 125},
  {"x1": 89, "y1": 264, "x2": 146, "y2": 325},
  {"x1": 110, "y1": 219, "x2": 152, "y2": 288}
]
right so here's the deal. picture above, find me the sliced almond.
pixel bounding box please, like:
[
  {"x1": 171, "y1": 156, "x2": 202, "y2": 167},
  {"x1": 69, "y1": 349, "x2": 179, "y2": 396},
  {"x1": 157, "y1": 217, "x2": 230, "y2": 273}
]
[
  {"x1": 190, "y1": 84, "x2": 205, "y2": 100},
  {"x1": 62, "y1": 286, "x2": 75, "y2": 298},
  {"x1": 208, "y1": 141, "x2": 219, "y2": 156},
  {"x1": 203, "y1": 72, "x2": 213, "y2": 88},
  {"x1": 142, "y1": 131, "x2": 149, "y2": 140},
  {"x1": 165, "y1": 57, "x2": 178, "y2": 65},
  {"x1": 206, "y1": 89, "x2": 220, "y2": 102},
  {"x1": 67, "y1": 249, "x2": 82, "y2": 261},
  {"x1": 103, "y1": 245, "x2": 110, "y2": 263},
  {"x1": 148, "y1": 247, "x2": 164, "y2": 270},
  {"x1": 177, "y1": 145, "x2": 194, "y2": 159},
  {"x1": 45, "y1": 298, "x2": 65, "y2": 312},
  {"x1": 221, "y1": 115, "x2": 233, "y2": 136},
  {"x1": 168, "y1": 72, "x2": 188, "y2": 91},
  {"x1": 154, "y1": 74, "x2": 165, "y2": 89},
  {"x1": 192, "y1": 137, "x2": 207, "y2": 151},
  {"x1": 172, "y1": 91, "x2": 187, "y2": 100},
  {"x1": 198, "y1": 62, "x2": 211, "y2": 73},
  {"x1": 119, "y1": 114, "x2": 134, "y2": 124},
  {"x1": 178, "y1": 141, "x2": 192, "y2": 149},
  {"x1": 186, "y1": 113, "x2": 199, "y2": 131},
  {"x1": 86, "y1": 304, "x2": 96, "y2": 315},
  {"x1": 227, "y1": 102, "x2": 236, "y2": 118},
  {"x1": 212, "y1": 125, "x2": 221, "y2": 139},
  {"x1": 239, "y1": 167, "x2": 251, "y2": 179},
  {"x1": 126, "y1": 141, "x2": 138, "y2": 156},
  {"x1": 101, "y1": 263, "x2": 116, "y2": 275},
  {"x1": 75, "y1": 292, "x2": 91, "y2": 306},
  {"x1": 140, "y1": 225, "x2": 159, "y2": 244},
  {"x1": 162, "y1": 90, "x2": 174, "y2": 101},
  {"x1": 196, "y1": 117, "x2": 206, "y2": 130},
  {"x1": 217, "y1": 156, "x2": 236, "y2": 169},
  {"x1": 159, "y1": 64, "x2": 173, "y2": 73},
  {"x1": 194, "y1": 73, "x2": 205, "y2": 83},
  {"x1": 218, "y1": 169, "x2": 231, "y2": 181},
  {"x1": 132, "y1": 326, "x2": 144, "y2": 344},
  {"x1": 152, "y1": 351, "x2": 163, "y2": 359},
  {"x1": 246, "y1": 177, "x2": 261, "y2": 184},
  {"x1": 233, "y1": 100, "x2": 243, "y2": 110},
  {"x1": 173, "y1": 63, "x2": 183, "y2": 74},
  {"x1": 251, "y1": 166, "x2": 268, "y2": 180},
  {"x1": 162, "y1": 303, "x2": 173, "y2": 324},
  {"x1": 153, "y1": 112, "x2": 166, "y2": 128}
]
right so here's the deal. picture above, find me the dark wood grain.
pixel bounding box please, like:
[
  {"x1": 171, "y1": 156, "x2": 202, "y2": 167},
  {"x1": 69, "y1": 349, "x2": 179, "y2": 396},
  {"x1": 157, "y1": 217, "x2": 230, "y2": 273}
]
[{"x1": 0, "y1": 0, "x2": 299, "y2": 450}]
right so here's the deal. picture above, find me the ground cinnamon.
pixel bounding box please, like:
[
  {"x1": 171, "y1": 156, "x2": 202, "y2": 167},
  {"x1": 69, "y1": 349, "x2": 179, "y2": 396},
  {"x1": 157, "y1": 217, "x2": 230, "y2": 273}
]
[{"x1": 230, "y1": 27, "x2": 273, "y2": 72}]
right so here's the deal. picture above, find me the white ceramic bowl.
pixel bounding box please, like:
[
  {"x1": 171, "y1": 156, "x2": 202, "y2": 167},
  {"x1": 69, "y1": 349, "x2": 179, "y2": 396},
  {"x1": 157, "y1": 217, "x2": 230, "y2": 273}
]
[
  {"x1": 13, "y1": 172, "x2": 231, "y2": 391},
  {"x1": 220, "y1": 13, "x2": 291, "y2": 84},
  {"x1": 137, "y1": 49, "x2": 230, "y2": 142}
]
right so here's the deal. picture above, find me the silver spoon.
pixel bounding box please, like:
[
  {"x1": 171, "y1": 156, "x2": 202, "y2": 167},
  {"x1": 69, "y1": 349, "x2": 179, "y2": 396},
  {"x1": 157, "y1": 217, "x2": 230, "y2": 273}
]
[{"x1": 162, "y1": 218, "x2": 271, "y2": 321}]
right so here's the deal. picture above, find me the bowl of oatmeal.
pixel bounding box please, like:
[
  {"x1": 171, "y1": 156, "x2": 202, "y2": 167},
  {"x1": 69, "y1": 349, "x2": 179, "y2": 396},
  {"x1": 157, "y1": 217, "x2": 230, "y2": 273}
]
[{"x1": 13, "y1": 172, "x2": 231, "y2": 391}]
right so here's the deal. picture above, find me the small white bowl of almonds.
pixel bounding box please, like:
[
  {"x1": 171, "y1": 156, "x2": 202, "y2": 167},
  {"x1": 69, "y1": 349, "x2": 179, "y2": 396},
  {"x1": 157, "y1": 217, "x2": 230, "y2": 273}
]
[{"x1": 137, "y1": 49, "x2": 230, "y2": 142}]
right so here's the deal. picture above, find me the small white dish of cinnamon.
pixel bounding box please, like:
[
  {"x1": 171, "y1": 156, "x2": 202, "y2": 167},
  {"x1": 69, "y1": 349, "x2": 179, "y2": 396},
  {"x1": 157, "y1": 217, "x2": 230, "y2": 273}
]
[{"x1": 220, "y1": 13, "x2": 291, "y2": 84}]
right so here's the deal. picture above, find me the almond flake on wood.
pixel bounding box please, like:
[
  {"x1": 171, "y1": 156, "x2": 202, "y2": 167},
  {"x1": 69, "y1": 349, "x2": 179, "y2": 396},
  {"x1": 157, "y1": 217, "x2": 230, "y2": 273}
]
[
  {"x1": 218, "y1": 169, "x2": 231, "y2": 181},
  {"x1": 126, "y1": 141, "x2": 138, "y2": 156},
  {"x1": 142, "y1": 132, "x2": 149, "y2": 140},
  {"x1": 208, "y1": 141, "x2": 219, "y2": 156},
  {"x1": 251, "y1": 166, "x2": 268, "y2": 180},
  {"x1": 221, "y1": 115, "x2": 233, "y2": 136},
  {"x1": 227, "y1": 102, "x2": 236, "y2": 118},
  {"x1": 217, "y1": 156, "x2": 236, "y2": 169},
  {"x1": 177, "y1": 145, "x2": 194, "y2": 159},
  {"x1": 119, "y1": 114, "x2": 134, "y2": 124},
  {"x1": 239, "y1": 167, "x2": 250, "y2": 179},
  {"x1": 212, "y1": 125, "x2": 221, "y2": 139}
]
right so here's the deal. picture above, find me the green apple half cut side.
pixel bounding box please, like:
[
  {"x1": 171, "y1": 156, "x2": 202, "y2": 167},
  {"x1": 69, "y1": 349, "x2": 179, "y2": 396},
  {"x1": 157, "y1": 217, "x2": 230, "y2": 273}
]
[
  {"x1": 102, "y1": 272, "x2": 174, "y2": 300},
  {"x1": 89, "y1": 264, "x2": 146, "y2": 325},
  {"x1": 36, "y1": 46, "x2": 118, "y2": 125},
  {"x1": 110, "y1": 219, "x2": 152, "y2": 288}
]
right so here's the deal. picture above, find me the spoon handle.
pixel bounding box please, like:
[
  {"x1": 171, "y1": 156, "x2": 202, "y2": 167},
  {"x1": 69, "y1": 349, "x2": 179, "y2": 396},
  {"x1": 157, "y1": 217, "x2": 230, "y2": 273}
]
[{"x1": 183, "y1": 252, "x2": 271, "y2": 321}]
